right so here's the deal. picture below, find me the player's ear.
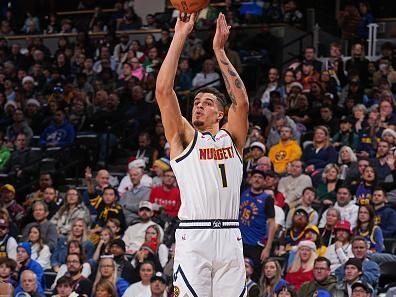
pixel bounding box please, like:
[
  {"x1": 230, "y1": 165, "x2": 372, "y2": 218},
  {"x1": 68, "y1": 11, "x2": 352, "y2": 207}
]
[{"x1": 217, "y1": 110, "x2": 224, "y2": 122}]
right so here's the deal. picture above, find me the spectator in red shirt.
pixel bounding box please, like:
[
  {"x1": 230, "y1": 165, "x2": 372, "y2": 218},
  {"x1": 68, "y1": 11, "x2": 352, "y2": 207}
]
[{"x1": 149, "y1": 169, "x2": 181, "y2": 218}]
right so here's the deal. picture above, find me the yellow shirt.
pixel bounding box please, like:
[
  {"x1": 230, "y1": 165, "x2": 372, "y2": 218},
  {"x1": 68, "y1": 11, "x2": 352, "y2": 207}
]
[{"x1": 268, "y1": 140, "x2": 302, "y2": 173}]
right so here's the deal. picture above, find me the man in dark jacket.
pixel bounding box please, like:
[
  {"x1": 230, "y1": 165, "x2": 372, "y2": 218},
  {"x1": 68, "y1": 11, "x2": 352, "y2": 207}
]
[
  {"x1": 373, "y1": 188, "x2": 396, "y2": 237},
  {"x1": 298, "y1": 257, "x2": 337, "y2": 297}
]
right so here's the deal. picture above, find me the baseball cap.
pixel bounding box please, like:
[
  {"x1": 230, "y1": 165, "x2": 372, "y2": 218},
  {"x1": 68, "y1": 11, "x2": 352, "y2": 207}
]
[
  {"x1": 139, "y1": 201, "x2": 153, "y2": 211},
  {"x1": 290, "y1": 81, "x2": 303, "y2": 90},
  {"x1": 250, "y1": 141, "x2": 266, "y2": 153},
  {"x1": 297, "y1": 240, "x2": 316, "y2": 251},
  {"x1": 294, "y1": 208, "x2": 309, "y2": 218},
  {"x1": 110, "y1": 239, "x2": 126, "y2": 251},
  {"x1": 313, "y1": 289, "x2": 331, "y2": 297},
  {"x1": 0, "y1": 219, "x2": 9, "y2": 228},
  {"x1": 151, "y1": 271, "x2": 168, "y2": 284},
  {"x1": 1, "y1": 184, "x2": 15, "y2": 193},
  {"x1": 22, "y1": 76, "x2": 34, "y2": 85},
  {"x1": 345, "y1": 258, "x2": 362, "y2": 271},
  {"x1": 128, "y1": 159, "x2": 146, "y2": 170},
  {"x1": 334, "y1": 220, "x2": 352, "y2": 234},
  {"x1": 340, "y1": 115, "x2": 352, "y2": 123},
  {"x1": 352, "y1": 281, "x2": 373, "y2": 293},
  {"x1": 244, "y1": 257, "x2": 255, "y2": 269},
  {"x1": 250, "y1": 169, "x2": 265, "y2": 178}
]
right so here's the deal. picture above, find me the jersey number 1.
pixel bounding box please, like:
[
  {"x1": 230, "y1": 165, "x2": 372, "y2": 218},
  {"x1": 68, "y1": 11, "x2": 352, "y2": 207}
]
[{"x1": 218, "y1": 164, "x2": 228, "y2": 187}]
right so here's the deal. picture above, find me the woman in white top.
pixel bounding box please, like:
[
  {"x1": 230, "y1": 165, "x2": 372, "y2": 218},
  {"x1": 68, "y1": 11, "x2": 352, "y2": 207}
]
[
  {"x1": 144, "y1": 225, "x2": 168, "y2": 268},
  {"x1": 122, "y1": 261, "x2": 155, "y2": 297},
  {"x1": 28, "y1": 224, "x2": 51, "y2": 270}
]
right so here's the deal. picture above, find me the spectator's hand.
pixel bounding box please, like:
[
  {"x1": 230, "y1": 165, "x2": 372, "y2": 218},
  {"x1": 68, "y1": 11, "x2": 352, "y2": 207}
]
[
  {"x1": 213, "y1": 13, "x2": 230, "y2": 51},
  {"x1": 356, "y1": 151, "x2": 369, "y2": 158},
  {"x1": 322, "y1": 199, "x2": 333, "y2": 206},
  {"x1": 386, "y1": 154, "x2": 395, "y2": 170},
  {"x1": 335, "y1": 240, "x2": 343, "y2": 249},
  {"x1": 260, "y1": 247, "x2": 271, "y2": 262},
  {"x1": 175, "y1": 12, "x2": 197, "y2": 37},
  {"x1": 126, "y1": 249, "x2": 135, "y2": 255},
  {"x1": 305, "y1": 164, "x2": 315, "y2": 174},
  {"x1": 85, "y1": 166, "x2": 92, "y2": 179}
]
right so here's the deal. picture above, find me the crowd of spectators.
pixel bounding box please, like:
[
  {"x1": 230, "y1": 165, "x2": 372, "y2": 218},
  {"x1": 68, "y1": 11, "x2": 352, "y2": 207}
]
[{"x1": 0, "y1": 0, "x2": 394, "y2": 297}]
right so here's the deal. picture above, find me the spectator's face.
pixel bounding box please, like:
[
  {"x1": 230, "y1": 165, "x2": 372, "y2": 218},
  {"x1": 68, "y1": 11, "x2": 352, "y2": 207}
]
[
  {"x1": 54, "y1": 111, "x2": 65, "y2": 125},
  {"x1": 335, "y1": 229, "x2": 350, "y2": 243},
  {"x1": 345, "y1": 265, "x2": 361, "y2": 282},
  {"x1": 72, "y1": 220, "x2": 84, "y2": 237},
  {"x1": 0, "y1": 189, "x2": 14, "y2": 203},
  {"x1": 372, "y1": 190, "x2": 386, "y2": 206},
  {"x1": 279, "y1": 127, "x2": 292, "y2": 141},
  {"x1": 293, "y1": 210, "x2": 308, "y2": 226},
  {"x1": 66, "y1": 189, "x2": 79, "y2": 205},
  {"x1": 330, "y1": 45, "x2": 341, "y2": 58},
  {"x1": 17, "y1": 247, "x2": 29, "y2": 262},
  {"x1": 302, "y1": 189, "x2": 315, "y2": 205},
  {"x1": 320, "y1": 108, "x2": 332, "y2": 121},
  {"x1": 39, "y1": 174, "x2": 52, "y2": 189},
  {"x1": 352, "y1": 240, "x2": 368, "y2": 259},
  {"x1": 268, "y1": 69, "x2": 279, "y2": 82},
  {"x1": 21, "y1": 273, "x2": 37, "y2": 293},
  {"x1": 33, "y1": 204, "x2": 48, "y2": 222},
  {"x1": 162, "y1": 171, "x2": 176, "y2": 187},
  {"x1": 284, "y1": 71, "x2": 295, "y2": 83},
  {"x1": 106, "y1": 221, "x2": 119, "y2": 236},
  {"x1": 123, "y1": 63, "x2": 132, "y2": 76},
  {"x1": 0, "y1": 264, "x2": 11, "y2": 278},
  {"x1": 357, "y1": 160, "x2": 369, "y2": 175},
  {"x1": 377, "y1": 141, "x2": 390, "y2": 158},
  {"x1": 250, "y1": 173, "x2": 265, "y2": 191},
  {"x1": 96, "y1": 170, "x2": 110, "y2": 188},
  {"x1": 68, "y1": 243, "x2": 80, "y2": 254},
  {"x1": 139, "y1": 208, "x2": 152, "y2": 221},
  {"x1": 100, "y1": 259, "x2": 114, "y2": 278},
  {"x1": 340, "y1": 148, "x2": 352, "y2": 162},
  {"x1": 264, "y1": 261, "x2": 277, "y2": 279},
  {"x1": 299, "y1": 247, "x2": 311, "y2": 262},
  {"x1": 336, "y1": 188, "x2": 351, "y2": 206},
  {"x1": 313, "y1": 128, "x2": 327, "y2": 143},
  {"x1": 148, "y1": 48, "x2": 158, "y2": 59},
  {"x1": 138, "y1": 135, "x2": 150, "y2": 148},
  {"x1": 289, "y1": 160, "x2": 303, "y2": 176},
  {"x1": 362, "y1": 166, "x2": 375, "y2": 182},
  {"x1": 380, "y1": 101, "x2": 393, "y2": 116},
  {"x1": 325, "y1": 167, "x2": 338, "y2": 182},
  {"x1": 84, "y1": 58, "x2": 93, "y2": 70},
  {"x1": 256, "y1": 158, "x2": 271, "y2": 172},
  {"x1": 100, "y1": 230, "x2": 111, "y2": 244},
  {"x1": 110, "y1": 245, "x2": 124, "y2": 257},
  {"x1": 140, "y1": 263, "x2": 154, "y2": 282},
  {"x1": 28, "y1": 227, "x2": 40, "y2": 243},
  {"x1": 95, "y1": 285, "x2": 111, "y2": 297},
  {"x1": 304, "y1": 48, "x2": 315, "y2": 60},
  {"x1": 358, "y1": 207, "x2": 370, "y2": 224},
  {"x1": 251, "y1": 147, "x2": 264, "y2": 160},
  {"x1": 57, "y1": 283, "x2": 73, "y2": 297},
  {"x1": 130, "y1": 168, "x2": 142, "y2": 186},
  {"x1": 313, "y1": 261, "x2": 330, "y2": 282},
  {"x1": 383, "y1": 132, "x2": 395, "y2": 144},
  {"x1": 352, "y1": 44, "x2": 363, "y2": 57},
  {"x1": 102, "y1": 189, "x2": 116, "y2": 205},
  {"x1": 151, "y1": 280, "x2": 166, "y2": 295},
  {"x1": 326, "y1": 210, "x2": 338, "y2": 226},
  {"x1": 0, "y1": 224, "x2": 8, "y2": 237},
  {"x1": 66, "y1": 255, "x2": 81, "y2": 274}
]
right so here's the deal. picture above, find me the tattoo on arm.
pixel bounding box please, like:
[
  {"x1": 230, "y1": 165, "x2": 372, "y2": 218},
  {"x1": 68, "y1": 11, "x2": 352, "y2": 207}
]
[
  {"x1": 220, "y1": 59, "x2": 229, "y2": 66},
  {"x1": 228, "y1": 69, "x2": 237, "y2": 76},
  {"x1": 235, "y1": 78, "x2": 242, "y2": 89},
  {"x1": 222, "y1": 72, "x2": 237, "y2": 109}
]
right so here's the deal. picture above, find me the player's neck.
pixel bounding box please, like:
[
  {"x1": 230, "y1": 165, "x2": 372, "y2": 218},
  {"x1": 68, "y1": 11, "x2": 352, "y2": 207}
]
[{"x1": 196, "y1": 125, "x2": 220, "y2": 136}]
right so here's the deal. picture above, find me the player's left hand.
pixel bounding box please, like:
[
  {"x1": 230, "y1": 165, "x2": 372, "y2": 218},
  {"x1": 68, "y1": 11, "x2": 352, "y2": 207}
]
[
  {"x1": 213, "y1": 13, "x2": 230, "y2": 51},
  {"x1": 260, "y1": 247, "x2": 270, "y2": 262}
]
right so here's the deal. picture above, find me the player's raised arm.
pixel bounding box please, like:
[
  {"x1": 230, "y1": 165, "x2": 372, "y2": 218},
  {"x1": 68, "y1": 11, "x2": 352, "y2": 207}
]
[
  {"x1": 155, "y1": 13, "x2": 196, "y2": 152},
  {"x1": 213, "y1": 13, "x2": 249, "y2": 155}
]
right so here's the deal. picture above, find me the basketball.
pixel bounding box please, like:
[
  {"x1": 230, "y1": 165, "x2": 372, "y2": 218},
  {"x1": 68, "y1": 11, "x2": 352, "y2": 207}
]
[{"x1": 170, "y1": 0, "x2": 209, "y2": 14}]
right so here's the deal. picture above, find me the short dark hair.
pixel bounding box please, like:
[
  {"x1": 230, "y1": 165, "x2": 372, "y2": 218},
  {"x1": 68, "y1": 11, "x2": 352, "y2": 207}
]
[
  {"x1": 351, "y1": 235, "x2": 367, "y2": 245},
  {"x1": 56, "y1": 275, "x2": 73, "y2": 287},
  {"x1": 0, "y1": 257, "x2": 17, "y2": 270},
  {"x1": 194, "y1": 87, "x2": 228, "y2": 111},
  {"x1": 314, "y1": 256, "x2": 331, "y2": 268},
  {"x1": 302, "y1": 186, "x2": 316, "y2": 195},
  {"x1": 67, "y1": 252, "x2": 83, "y2": 265}
]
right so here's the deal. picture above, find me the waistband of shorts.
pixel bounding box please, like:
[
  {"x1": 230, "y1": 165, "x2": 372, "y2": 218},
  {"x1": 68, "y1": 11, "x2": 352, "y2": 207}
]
[{"x1": 177, "y1": 219, "x2": 239, "y2": 229}]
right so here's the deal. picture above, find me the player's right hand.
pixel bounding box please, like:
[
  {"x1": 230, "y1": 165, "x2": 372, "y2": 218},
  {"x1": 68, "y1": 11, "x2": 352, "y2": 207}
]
[{"x1": 175, "y1": 12, "x2": 198, "y2": 36}]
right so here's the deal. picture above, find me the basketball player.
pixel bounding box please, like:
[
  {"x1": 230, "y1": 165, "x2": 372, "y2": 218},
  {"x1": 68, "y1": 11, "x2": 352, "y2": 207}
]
[{"x1": 156, "y1": 12, "x2": 249, "y2": 297}]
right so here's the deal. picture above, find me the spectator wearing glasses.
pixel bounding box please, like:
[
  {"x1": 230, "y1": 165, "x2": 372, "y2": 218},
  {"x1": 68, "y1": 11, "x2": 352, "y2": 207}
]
[
  {"x1": 298, "y1": 257, "x2": 337, "y2": 297},
  {"x1": 63, "y1": 253, "x2": 92, "y2": 296}
]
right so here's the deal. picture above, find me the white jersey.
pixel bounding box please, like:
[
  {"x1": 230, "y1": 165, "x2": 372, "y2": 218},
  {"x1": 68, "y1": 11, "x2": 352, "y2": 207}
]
[{"x1": 170, "y1": 129, "x2": 243, "y2": 220}]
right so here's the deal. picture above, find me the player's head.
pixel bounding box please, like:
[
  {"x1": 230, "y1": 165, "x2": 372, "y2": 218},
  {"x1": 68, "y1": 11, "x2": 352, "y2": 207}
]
[{"x1": 192, "y1": 87, "x2": 228, "y2": 129}]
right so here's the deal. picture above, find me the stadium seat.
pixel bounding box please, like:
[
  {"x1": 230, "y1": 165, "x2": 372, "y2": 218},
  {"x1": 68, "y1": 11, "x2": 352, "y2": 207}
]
[
  {"x1": 384, "y1": 238, "x2": 396, "y2": 254},
  {"x1": 44, "y1": 271, "x2": 57, "y2": 291},
  {"x1": 379, "y1": 262, "x2": 396, "y2": 289}
]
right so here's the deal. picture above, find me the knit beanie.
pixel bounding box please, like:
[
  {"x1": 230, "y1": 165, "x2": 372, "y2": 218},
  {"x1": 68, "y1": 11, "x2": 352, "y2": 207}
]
[{"x1": 17, "y1": 242, "x2": 32, "y2": 257}]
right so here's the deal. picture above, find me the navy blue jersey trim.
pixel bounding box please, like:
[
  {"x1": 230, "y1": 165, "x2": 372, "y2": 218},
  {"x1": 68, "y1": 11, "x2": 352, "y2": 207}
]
[
  {"x1": 174, "y1": 265, "x2": 199, "y2": 297},
  {"x1": 175, "y1": 131, "x2": 198, "y2": 163},
  {"x1": 220, "y1": 128, "x2": 243, "y2": 163},
  {"x1": 239, "y1": 286, "x2": 247, "y2": 297}
]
